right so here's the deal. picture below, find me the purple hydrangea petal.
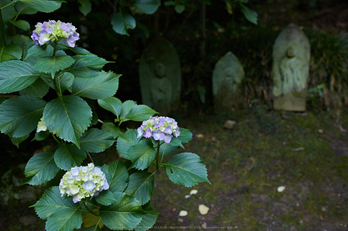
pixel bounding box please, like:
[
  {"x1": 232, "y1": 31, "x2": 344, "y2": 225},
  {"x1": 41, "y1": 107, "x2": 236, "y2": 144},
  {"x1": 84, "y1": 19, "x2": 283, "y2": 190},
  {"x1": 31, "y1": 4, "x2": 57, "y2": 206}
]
[
  {"x1": 83, "y1": 181, "x2": 96, "y2": 192},
  {"x1": 164, "y1": 126, "x2": 172, "y2": 134},
  {"x1": 71, "y1": 166, "x2": 79, "y2": 176},
  {"x1": 137, "y1": 127, "x2": 144, "y2": 138},
  {"x1": 144, "y1": 127, "x2": 152, "y2": 138},
  {"x1": 73, "y1": 195, "x2": 80, "y2": 203},
  {"x1": 153, "y1": 130, "x2": 162, "y2": 140},
  {"x1": 164, "y1": 134, "x2": 173, "y2": 143},
  {"x1": 103, "y1": 178, "x2": 109, "y2": 190}
]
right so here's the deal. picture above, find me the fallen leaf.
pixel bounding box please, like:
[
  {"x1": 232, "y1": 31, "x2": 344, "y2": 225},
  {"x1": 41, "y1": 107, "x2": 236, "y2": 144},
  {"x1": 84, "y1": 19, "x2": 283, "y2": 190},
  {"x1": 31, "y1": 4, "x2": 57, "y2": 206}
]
[
  {"x1": 277, "y1": 186, "x2": 285, "y2": 192},
  {"x1": 179, "y1": 210, "x2": 188, "y2": 216},
  {"x1": 190, "y1": 189, "x2": 198, "y2": 195},
  {"x1": 198, "y1": 204, "x2": 209, "y2": 215},
  {"x1": 196, "y1": 134, "x2": 204, "y2": 138}
]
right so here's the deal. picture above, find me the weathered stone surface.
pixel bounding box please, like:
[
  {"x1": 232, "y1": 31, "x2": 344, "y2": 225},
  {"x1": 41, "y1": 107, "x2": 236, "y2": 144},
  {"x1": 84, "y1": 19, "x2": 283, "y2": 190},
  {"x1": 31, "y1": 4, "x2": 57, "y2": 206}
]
[
  {"x1": 212, "y1": 52, "x2": 245, "y2": 112},
  {"x1": 272, "y1": 23, "x2": 310, "y2": 111},
  {"x1": 139, "y1": 37, "x2": 181, "y2": 115}
]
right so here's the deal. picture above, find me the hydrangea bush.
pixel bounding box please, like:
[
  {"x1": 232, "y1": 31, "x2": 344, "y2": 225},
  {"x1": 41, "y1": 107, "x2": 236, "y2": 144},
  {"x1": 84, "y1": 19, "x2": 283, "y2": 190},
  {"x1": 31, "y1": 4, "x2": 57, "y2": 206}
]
[{"x1": 0, "y1": 1, "x2": 210, "y2": 231}]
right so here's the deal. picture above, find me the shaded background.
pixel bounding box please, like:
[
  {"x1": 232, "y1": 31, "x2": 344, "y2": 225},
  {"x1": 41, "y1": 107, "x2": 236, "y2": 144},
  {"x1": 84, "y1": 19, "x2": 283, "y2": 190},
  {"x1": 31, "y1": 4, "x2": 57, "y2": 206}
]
[{"x1": 1, "y1": 0, "x2": 348, "y2": 230}]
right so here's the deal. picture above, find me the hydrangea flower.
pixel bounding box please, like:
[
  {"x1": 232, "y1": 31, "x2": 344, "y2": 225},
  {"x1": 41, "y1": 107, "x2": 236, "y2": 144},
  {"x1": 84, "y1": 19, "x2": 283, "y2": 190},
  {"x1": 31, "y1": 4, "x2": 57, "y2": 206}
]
[
  {"x1": 137, "y1": 116, "x2": 180, "y2": 143},
  {"x1": 36, "y1": 117, "x2": 47, "y2": 133},
  {"x1": 59, "y1": 163, "x2": 109, "y2": 203},
  {"x1": 31, "y1": 20, "x2": 79, "y2": 47}
]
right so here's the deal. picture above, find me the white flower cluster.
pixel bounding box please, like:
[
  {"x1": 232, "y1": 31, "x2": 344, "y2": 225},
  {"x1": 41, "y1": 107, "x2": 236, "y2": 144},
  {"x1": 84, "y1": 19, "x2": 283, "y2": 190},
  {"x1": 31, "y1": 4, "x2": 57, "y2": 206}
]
[{"x1": 59, "y1": 163, "x2": 109, "y2": 203}]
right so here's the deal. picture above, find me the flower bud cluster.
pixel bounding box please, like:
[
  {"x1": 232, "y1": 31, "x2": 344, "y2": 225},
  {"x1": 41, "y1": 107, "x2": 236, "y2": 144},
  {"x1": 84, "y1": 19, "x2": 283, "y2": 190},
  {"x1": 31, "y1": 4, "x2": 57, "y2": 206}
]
[
  {"x1": 31, "y1": 20, "x2": 79, "y2": 47},
  {"x1": 137, "y1": 116, "x2": 180, "y2": 143},
  {"x1": 36, "y1": 117, "x2": 47, "y2": 133},
  {"x1": 59, "y1": 163, "x2": 109, "y2": 203}
]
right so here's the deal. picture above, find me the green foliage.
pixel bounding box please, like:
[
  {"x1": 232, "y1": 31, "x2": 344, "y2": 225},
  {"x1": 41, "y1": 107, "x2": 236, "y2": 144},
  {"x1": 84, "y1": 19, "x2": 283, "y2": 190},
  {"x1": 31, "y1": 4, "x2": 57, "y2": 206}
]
[
  {"x1": 0, "y1": 1, "x2": 210, "y2": 230},
  {"x1": 163, "y1": 152, "x2": 211, "y2": 187}
]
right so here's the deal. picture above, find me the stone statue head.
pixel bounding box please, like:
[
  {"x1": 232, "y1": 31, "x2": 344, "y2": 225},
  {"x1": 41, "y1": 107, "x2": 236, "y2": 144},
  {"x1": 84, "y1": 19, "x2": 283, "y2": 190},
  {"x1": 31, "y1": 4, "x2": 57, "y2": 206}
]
[
  {"x1": 224, "y1": 67, "x2": 237, "y2": 85},
  {"x1": 153, "y1": 62, "x2": 166, "y2": 78},
  {"x1": 286, "y1": 45, "x2": 297, "y2": 58}
]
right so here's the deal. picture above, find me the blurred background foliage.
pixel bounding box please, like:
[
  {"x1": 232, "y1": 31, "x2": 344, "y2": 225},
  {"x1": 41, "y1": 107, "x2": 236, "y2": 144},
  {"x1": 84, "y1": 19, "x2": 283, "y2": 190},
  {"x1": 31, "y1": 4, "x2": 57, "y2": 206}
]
[{"x1": 18, "y1": 0, "x2": 348, "y2": 116}]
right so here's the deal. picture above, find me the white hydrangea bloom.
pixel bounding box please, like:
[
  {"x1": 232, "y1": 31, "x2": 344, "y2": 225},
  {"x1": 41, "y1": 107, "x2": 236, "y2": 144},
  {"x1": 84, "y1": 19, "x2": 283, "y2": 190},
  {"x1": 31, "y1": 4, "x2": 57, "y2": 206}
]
[
  {"x1": 59, "y1": 163, "x2": 109, "y2": 203},
  {"x1": 36, "y1": 117, "x2": 47, "y2": 133}
]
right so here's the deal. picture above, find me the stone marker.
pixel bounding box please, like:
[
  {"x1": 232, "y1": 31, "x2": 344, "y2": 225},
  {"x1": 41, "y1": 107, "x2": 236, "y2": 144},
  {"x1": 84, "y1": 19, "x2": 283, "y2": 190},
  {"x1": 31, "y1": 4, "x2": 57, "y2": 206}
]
[
  {"x1": 139, "y1": 37, "x2": 181, "y2": 115},
  {"x1": 272, "y1": 23, "x2": 310, "y2": 111},
  {"x1": 212, "y1": 51, "x2": 245, "y2": 112}
]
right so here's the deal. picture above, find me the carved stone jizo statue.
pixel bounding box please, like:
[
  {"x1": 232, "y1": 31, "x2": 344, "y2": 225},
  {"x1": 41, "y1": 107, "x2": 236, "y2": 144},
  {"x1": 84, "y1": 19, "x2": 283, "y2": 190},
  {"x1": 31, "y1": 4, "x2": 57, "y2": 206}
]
[
  {"x1": 273, "y1": 23, "x2": 310, "y2": 111},
  {"x1": 139, "y1": 37, "x2": 181, "y2": 115},
  {"x1": 212, "y1": 52, "x2": 245, "y2": 112}
]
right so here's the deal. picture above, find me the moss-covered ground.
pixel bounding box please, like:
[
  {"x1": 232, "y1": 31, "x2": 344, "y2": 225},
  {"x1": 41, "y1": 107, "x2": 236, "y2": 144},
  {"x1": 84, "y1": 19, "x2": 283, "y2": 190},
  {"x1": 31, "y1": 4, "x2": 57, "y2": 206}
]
[
  {"x1": 151, "y1": 106, "x2": 348, "y2": 230},
  {"x1": 1, "y1": 105, "x2": 347, "y2": 230}
]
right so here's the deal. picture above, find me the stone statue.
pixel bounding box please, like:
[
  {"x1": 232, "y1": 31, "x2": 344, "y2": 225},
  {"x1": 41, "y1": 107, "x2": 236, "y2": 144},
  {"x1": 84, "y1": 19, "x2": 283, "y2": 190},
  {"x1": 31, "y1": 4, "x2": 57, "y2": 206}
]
[
  {"x1": 212, "y1": 52, "x2": 245, "y2": 112},
  {"x1": 139, "y1": 37, "x2": 181, "y2": 115},
  {"x1": 273, "y1": 23, "x2": 310, "y2": 111}
]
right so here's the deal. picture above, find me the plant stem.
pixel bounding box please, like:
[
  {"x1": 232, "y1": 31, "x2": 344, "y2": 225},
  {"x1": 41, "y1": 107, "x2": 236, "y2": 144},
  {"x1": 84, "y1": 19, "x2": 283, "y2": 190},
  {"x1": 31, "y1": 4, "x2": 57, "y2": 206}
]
[
  {"x1": 53, "y1": 40, "x2": 58, "y2": 57},
  {"x1": 82, "y1": 201, "x2": 99, "y2": 216},
  {"x1": 156, "y1": 142, "x2": 161, "y2": 171},
  {"x1": 0, "y1": 1, "x2": 15, "y2": 10},
  {"x1": 0, "y1": 8, "x2": 7, "y2": 46},
  {"x1": 87, "y1": 151, "x2": 95, "y2": 165},
  {"x1": 52, "y1": 134, "x2": 62, "y2": 146}
]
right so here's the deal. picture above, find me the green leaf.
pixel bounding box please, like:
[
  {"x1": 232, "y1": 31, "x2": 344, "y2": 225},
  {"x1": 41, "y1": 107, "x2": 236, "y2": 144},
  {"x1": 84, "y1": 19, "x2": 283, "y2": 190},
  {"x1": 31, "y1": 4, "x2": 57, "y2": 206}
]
[
  {"x1": 34, "y1": 55, "x2": 75, "y2": 74},
  {"x1": 54, "y1": 144, "x2": 87, "y2": 170},
  {"x1": 226, "y1": 2, "x2": 233, "y2": 14},
  {"x1": 45, "y1": 205, "x2": 82, "y2": 231},
  {"x1": 11, "y1": 134, "x2": 29, "y2": 147},
  {"x1": 31, "y1": 186, "x2": 79, "y2": 219},
  {"x1": 43, "y1": 95, "x2": 92, "y2": 147},
  {"x1": 111, "y1": 11, "x2": 136, "y2": 36},
  {"x1": 133, "y1": 0, "x2": 160, "y2": 14},
  {"x1": 56, "y1": 72, "x2": 75, "y2": 94},
  {"x1": 101, "y1": 122, "x2": 123, "y2": 139},
  {"x1": 82, "y1": 213, "x2": 103, "y2": 231},
  {"x1": 125, "y1": 105, "x2": 157, "y2": 122},
  {"x1": 99, "y1": 195, "x2": 143, "y2": 230},
  {"x1": 98, "y1": 97, "x2": 123, "y2": 118},
  {"x1": 116, "y1": 129, "x2": 140, "y2": 158},
  {"x1": 1, "y1": 0, "x2": 16, "y2": 23},
  {"x1": 178, "y1": 127, "x2": 193, "y2": 143},
  {"x1": 95, "y1": 190, "x2": 117, "y2": 206},
  {"x1": 78, "y1": 0, "x2": 92, "y2": 16},
  {"x1": 15, "y1": 2, "x2": 38, "y2": 15},
  {"x1": 125, "y1": 172, "x2": 154, "y2": 206},
  {"x1": 175, "y1": 4, "x2": 185, "y2": 13},
  {"x1": 0, "y1": 60, "x2": 40, "y2": 93},
  {"x1": 241, "y1": 5, "x2": 258, "y2": 25},
  {"x1": 18, "y1": 0, "x2": 65, "y2": 13},
  {"x1": 72, "y1": 71, "x2": 120, "y2": 99},
  {"x1": 25, "y1": 152, "x2": 59, "y2": 185},
  {"x1": 127, "y1": 144, "x2": 156, "y2": 170},
  {"x1": 32, "y1": 130, "x2": 50, "y2": 141},
  {"x1": 102, "y1": 160, "x2": 129, "y2": 193},
  {"x1": 66, "y1": 54, "x2": 110, "y2": 78},
  {"x1": 164, "y1": 1, "x2": 175, "y2": 6},
  {"x1": 0, "y1": 96, "x2": 46, "y2": 137},
  {"x1": 80, "y1": 128, "x2": 115, "y2": 153},
  {"x1": 0, "y1": 43, "x2": 22, "y2": 62},
  {"x1": 120, "y1": 100, "x2": 137, "y2": 119},
  {"x1": 159, "y1": 143, "x2": 180, "y2": 158},
  {"x1": 19, "y1": 78, "x2": 49, "y2": 98},
  {"x1": 135, "y1": 202, "x2": 158, "y2": 231},
  {"x1": 9, "y1": 19, "x2": 30, "y2": 31},
  {"x1": 163, "y1": 152, "x2": 211, "y2": 187},
  {"x1": 168, "y1": 137, "x2": 184, "y2": 149},
  {"x1": 25, "y1": 45, "x2": 45, "y2": 60}
]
